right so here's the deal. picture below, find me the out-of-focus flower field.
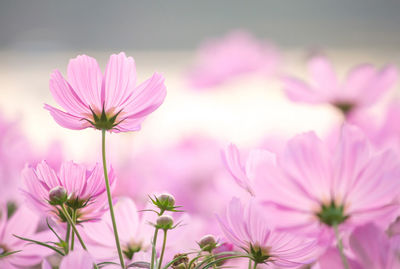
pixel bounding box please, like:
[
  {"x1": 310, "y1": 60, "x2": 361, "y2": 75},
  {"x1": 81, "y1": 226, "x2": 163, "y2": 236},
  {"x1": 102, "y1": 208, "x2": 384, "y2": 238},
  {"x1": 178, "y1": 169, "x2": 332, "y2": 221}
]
[{"x1": 1, "y1": 26, "x2": 400, "y2": 269}]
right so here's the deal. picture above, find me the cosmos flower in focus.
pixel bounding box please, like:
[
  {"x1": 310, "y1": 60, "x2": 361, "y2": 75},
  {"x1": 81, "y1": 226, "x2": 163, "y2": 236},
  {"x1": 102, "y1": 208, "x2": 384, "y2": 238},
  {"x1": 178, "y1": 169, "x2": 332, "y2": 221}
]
[
  {"x1": 0, "y1": 205, "x2": 52, "y2": 268},
  {"x1": 187, "y1": 31, "x2": 281, "y2": 89},
  {"x1": 283, "y1": 55, "x2": 398, "y2": 116},
  {"x1": 217, "y1": 198, "x2": 317, "y2": 268},
  {"x1": 224, "y1": 125, "x2": 400, "y2": 241},
  {"x1": 45, "y1": 52, "x2": 166, "y2": 132},
  {"x1": 22, "y1": 160, "x2": 115, "y2": 223}
]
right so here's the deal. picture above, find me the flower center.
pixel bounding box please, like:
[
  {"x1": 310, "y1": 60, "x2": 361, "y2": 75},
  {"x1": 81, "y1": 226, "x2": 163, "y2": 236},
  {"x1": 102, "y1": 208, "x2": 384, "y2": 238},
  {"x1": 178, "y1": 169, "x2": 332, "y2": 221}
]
[
  {"x1": 123, "y1": 241, "x2": 143, "y2": 260},
  {"x1": 248, "y1": 244, "x2": 271, "y2": 264},
  {"x1": 86, "y1": 106, "x2": 123, "y2": 130},
  {"x1": 333, "y1": 102, "x2": 354, "y2": 115},
  {"x1": 316, "y1": 200, "x2": 349, "y2": 226},
  {"x1": 0, "y1": 244, "x2": 9, "y2": 257}
]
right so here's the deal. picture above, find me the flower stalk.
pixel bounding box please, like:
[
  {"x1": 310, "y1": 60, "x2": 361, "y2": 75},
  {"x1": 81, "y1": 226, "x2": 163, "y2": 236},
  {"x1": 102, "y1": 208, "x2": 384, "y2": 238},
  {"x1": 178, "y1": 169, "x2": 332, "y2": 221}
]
[
  {"x1": 60, "y1": 204, "x2": 87, "y2": 251},
  {"x1": 102, "y1": 129, "x2": 125, "y2": 268},
  {"x1": 333, "y1": 223, "x2": 349, "y2": 269}
]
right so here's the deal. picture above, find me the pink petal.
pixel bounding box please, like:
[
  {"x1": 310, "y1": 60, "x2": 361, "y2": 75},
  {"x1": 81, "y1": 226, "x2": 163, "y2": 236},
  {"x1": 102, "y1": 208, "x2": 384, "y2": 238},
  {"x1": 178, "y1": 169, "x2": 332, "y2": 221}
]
[
  {"x1": 59, "y1": 250, "x2": 94, "y2": 269},
  {"x1": 122, "y1": 72, "x2": 166, "y2": 119},
  {"x1": 308, "y1": 56, "x2": 339, "y2": 95},
  {"x1": 59, "y1": 161, "x2": 87, "y2": 196},
  {"x1": 103, "y1": 52, "x2": 136, "y2": 111},
  {"x1": 67, "y1": 55, "x2": 103, "y2": 111},
  {"x1": 282, "y1": 76, "x2": 323, "y2": 104},
  {"x1": 221, "y1": 144, "x2": 253, "y2": 194},
  {"x1": 44, "y1": 104, "x2": 89, "y2": 130},
  {"x1": 49, "y1": 70, "x2": 89, "y2": 115}
]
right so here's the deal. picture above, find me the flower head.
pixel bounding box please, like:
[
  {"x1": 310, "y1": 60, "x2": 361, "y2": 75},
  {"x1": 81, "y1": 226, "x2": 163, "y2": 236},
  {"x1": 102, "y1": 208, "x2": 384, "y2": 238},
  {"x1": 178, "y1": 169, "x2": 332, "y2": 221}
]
[
  {"x1": 0, "y1": 205, "x2": 52, "y2": 268},
  {"x1": 283, "y1": 55, "x2": 398, "y2": 116},
  {"x1": 83, "y1": 197, "x2": 153, "y2": 264},
  {"x1": 187, "y1": 31, "x2": 281, "y2": 89},
  {"x1": 217, "y1": 198, "x2": 317, "y2": 267},
  {"x1": 224, "y1": 125, "x2": 400, "y2": 240},
  {"x1": 45, "y1": 52, "x2": 166, "y2": 132},
  {"x1": 22, "y1": 160, "x2": 115, "y2": 223}
]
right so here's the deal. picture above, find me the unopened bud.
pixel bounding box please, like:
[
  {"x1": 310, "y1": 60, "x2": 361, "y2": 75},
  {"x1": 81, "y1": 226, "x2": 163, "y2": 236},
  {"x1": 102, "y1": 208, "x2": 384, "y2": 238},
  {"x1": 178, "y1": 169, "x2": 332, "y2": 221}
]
[
  {"x1": 49, "y1": 186, "x2": 68, "y2": 205},
  {"x1": 199, "y1": 234, "x2": 217, "y2": 252},
  {"x1": 158, "y1": 193, "x2": 175, "y2": 207},
  {"x1": 156, "y1": 215, "x2": 174, "y2": 230}
]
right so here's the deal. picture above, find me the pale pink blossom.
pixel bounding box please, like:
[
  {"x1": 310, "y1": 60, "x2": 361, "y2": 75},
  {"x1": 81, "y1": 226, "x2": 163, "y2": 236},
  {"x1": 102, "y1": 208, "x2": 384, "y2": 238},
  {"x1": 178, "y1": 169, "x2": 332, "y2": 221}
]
[
  {"x1": 224, "y1": 125, "x2": 400, "y2": 241},
  {"x1": 0, "y1": 205, "x2": 53, "y2": 268},
  {"x1": 348, "y1": 223, "x2": 400, "y2": 269},
  {"x1": 42, "y1": 250, "x2": 94, "y2": 269},
  {"x1": 45, "y1": 52, "x2": 166, "y2": 132},
  {"x1": 283, "y1": 55, "x2": 398, "y2": 116},
  {"x1": 83, "y1": 197, "x2": 153, "y2": 264},
  {"x1": 0, "y1": 115, "x2": 33, "y2": 204},
  {"x1": 22, "y1": 160, "x2": 115, "y2": 223},
  {"x1": 217, "y1": 198, "x2": 317, "y2": 268},
  {"x1": 187, "y1": 31, "x2": 281, "y2": 89}
]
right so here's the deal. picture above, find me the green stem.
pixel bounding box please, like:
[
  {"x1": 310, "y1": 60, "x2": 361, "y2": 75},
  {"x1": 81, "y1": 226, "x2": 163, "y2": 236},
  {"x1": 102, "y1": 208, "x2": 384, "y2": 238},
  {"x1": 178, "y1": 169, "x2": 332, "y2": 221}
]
[
  {"x1": 102, "y1": 129, "x2": 125, "y2": 269},
  {"x1": 157, "y1": 230, "x2": 168, "y2": 269},
  {"x1": 150, "y1": 228, "x2": 159, "y2": 269},
  {"x1": 70, "y1": 210, "x2": 76, "y2": 251},
  {"x1": 60, "y1": 204, "x2": 87, "y2": 251},
  {"x1": 65, "y1": 223, "x2": 71, "y2": 254},
  {"x1": 248, "y1": 259, "x2": 252, "y2": 269},
  {"x1": 333, "y1": 223, "x2": 349, "y2": 269}
]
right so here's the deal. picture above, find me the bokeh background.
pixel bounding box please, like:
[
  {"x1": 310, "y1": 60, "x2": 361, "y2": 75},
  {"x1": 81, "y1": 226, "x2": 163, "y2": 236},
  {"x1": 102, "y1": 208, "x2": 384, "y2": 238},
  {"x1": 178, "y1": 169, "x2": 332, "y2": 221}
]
[{"x1": 1, "y1": 0, "x2": 400, "y2": 204}]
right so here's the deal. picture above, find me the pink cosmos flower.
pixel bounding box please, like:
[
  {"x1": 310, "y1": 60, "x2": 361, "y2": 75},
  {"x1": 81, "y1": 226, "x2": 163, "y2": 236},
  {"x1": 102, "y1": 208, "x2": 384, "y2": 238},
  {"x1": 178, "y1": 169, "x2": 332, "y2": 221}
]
[
  {"x1": 317, "y1": 223, "x2": 400, "y2": 269},
  {"x1": 83, "y1": 197, "x2": 152, "y2": 264},
  {"x1": 349, "y1": 223, "x2": 400, "y2": 269},
  {"x1": 42, "y1": 250, "x2": 94, "y2": 269},
  {"x1": 0, "y1": 205, "x2": 53, "y2": 268},
  {"x1": 0, "y1": 115, "x2": 33, "y2": 204},
  {"x1": 186, "y1": 31, "x2": 281, "y2": 89},
  {"x1": 217, "y1": 198, "x2": 317, "y2": 268},
  {"x1": 22, "y1": 160, "x2": 115, "y2": 223},
  {"x1": 45, "y1": 52, "x2": 166, "y2": 132},
  {"x1": 223, "y1": 125, "x2": 400, "y2": 240},
  {"x1": 283, "y1": 55, "x2": 398, "y2": 116}
]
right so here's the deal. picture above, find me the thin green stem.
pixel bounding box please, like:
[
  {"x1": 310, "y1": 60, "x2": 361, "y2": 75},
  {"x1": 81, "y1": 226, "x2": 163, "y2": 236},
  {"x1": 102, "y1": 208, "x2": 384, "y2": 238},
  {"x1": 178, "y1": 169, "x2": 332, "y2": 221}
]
[
  {"x1": 60, "y1": 204, "x2": 86, "y2": 251},
  {"x1": 333, "y1": 223, "x2": 349, "y2": 269},
  {"x1": 102, "y1": 129, "x2": 125, "y2": 269},
  {"x1": 151, "y1": 228, "x2": 159, "y2": 269},
  {"x1": 65, "y1": 223, "x2": 71, "y2": 254},
  {"x1": 157, "y1": 230, "x2": 168, "y2": 269},
  {"x1": 70, "y1": 210, "x2": 76, "y2": 251},
  {"x1": 253, "y1": 262, "x2": 257, "y2": 269},
  {"x1": 248, "y1": 259, "x2": 252, "y2": 269}
]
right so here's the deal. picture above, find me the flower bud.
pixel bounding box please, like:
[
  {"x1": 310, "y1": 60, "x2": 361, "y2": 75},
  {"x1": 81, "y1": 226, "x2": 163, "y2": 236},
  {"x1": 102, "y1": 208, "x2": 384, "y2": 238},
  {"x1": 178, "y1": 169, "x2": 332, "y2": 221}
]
[
  {"x1": 156, "y1": 215, "x2": 174, "y2": 230},
  {"x1": 171, "y1": 254, "x2": 189, "y2": 269},
  {"x1": 158, "y1": 193, "x2": 175, "y2": 207},
  {"x1": 49, "y1": 186, "x2": 68, "y2": 205},
  {"x1": 198, "y1": 234, "x2": 217, "y2": 252}
]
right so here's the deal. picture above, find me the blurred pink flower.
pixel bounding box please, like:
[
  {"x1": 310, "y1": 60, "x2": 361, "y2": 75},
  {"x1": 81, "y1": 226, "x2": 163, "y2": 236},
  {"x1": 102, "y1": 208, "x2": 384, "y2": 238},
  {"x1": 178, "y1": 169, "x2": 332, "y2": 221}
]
[
  {"x1": 0, "y1": 205, "x2": 52, "y2": 268},
  {"x1": 22, "y1": 160, "x2": 115, "y2": 223},
  {"x1": 0, "y1": 115, "x2": 33, "y2": 204},
  {"x1": 42, "y1": 250, "x2": 94, "y2": 269},
  {"x1": 83, "y1": 197, "x2": 152, "y2": 264},
  {"x1": 186, "y1": 31, "x2": 281, "y2": 89},
  {"x1": 114, "y1": 136, "x2": 244, "y2": 219},
  {"x1": 45, "y1": 52, "x2": 166, "y2": 132},
  {"x1": 217, "y1": 198, "x2": 317, "y2": 267},
  {"x1": 348, "y1": 223, "x2": 400, "y2": 269},
  {"x1": 224, "y1": 125, "x2": 400, "y2": 240},
  {"x1": 283, "y1": 55, "x2": 398, "y2": 116}
]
